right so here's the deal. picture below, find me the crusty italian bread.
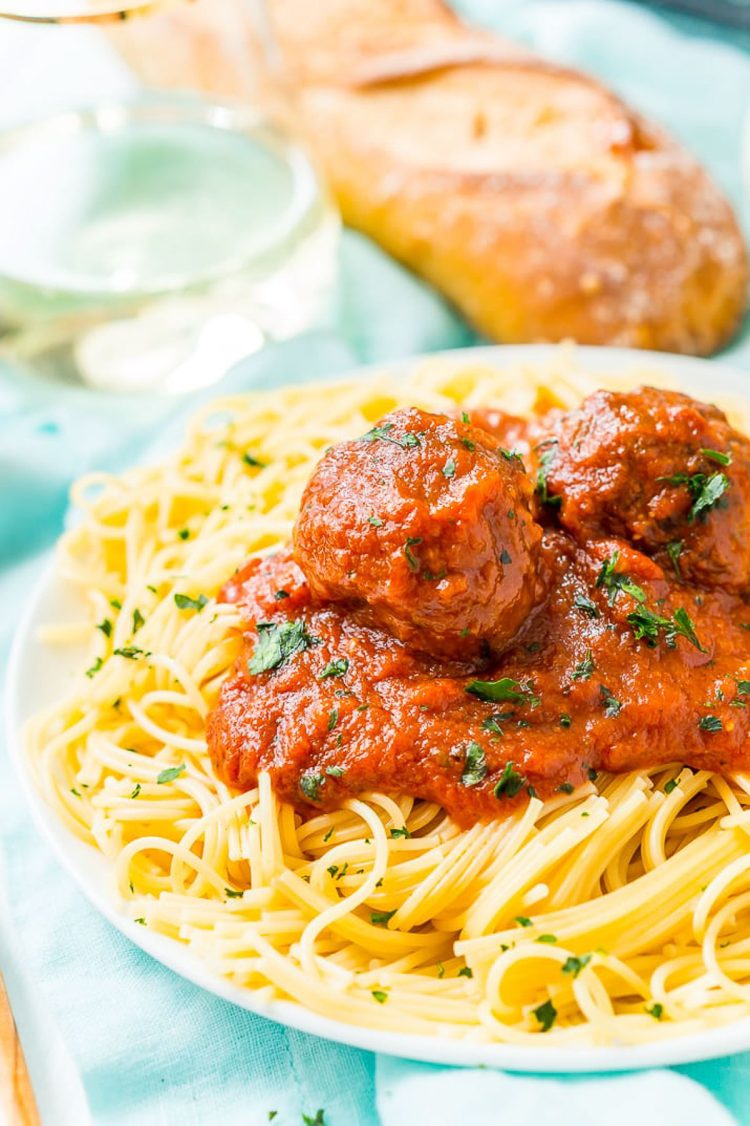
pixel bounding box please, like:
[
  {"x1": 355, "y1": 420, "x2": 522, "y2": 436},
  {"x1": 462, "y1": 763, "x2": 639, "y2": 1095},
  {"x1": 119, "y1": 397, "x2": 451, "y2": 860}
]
[{"x1": 119, "y1": 0, "x2": 748, "y2": 354}]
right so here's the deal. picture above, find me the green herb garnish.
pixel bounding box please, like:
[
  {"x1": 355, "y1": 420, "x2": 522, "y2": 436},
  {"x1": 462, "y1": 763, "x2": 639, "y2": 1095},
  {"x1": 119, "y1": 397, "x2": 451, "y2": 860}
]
[
  {"x1": 573, "y1": 594, "x2": 600, "y2": 619},
  {"x1": 404, "y1": 536, "x2": 422, "y2": 572},
  {"x1": 360, "y1": 422, "x2": 420, "y2": 449},
  {"x1": 666, "y1": 540, "x2": 683, "y2": 577},
  {"x1": 371, "y1": 909, "x2": 397, "y2": 927},
  {"x1": 300, "y1": 772, "x2": 324, "y2": 801},
  {"x1": 174, "y1": 593, "x2": 208, "y2": 613},
  {"x1": 320, "y1": 657, "x2": 349, "y2": 679},
  {"x1": 700, "y1": 448, "x2": 732, "y2": 466},
  {"x1": 533, "y1": 999, "x2": 557, "y2": 1032},
  {"x1": 626, "y1": 605, "x2": 705, "y2": 652},
  {"x1": 562, "y1": 953, "x2": 592, "y2": 978},
  {"x1": 242, "y1": 452, "x2": 266, "y2": 468},
  {"x1": 494, "y1": 762, "x2": 526, "y2": 799},
  {"x1": 599, "y1": 685, "x2": 622, "y2": 718},
  {"x1": 698, "y1": 715, "x2": 723, "y2": 732},
  {"x1": 466, "y1": 677, "x2": 536, "y2": 705},
  {"x1": 461, "y1": 742, "x2": 488, "y2": 787},
  {"x1": 157, "y1": 764, "x2": 186, "y2": 784},
  {"x1": 657, "y1": 470, "x2": 729, "y2": 523},
  {"x1": 535, "y1": 441, "x2": 561, "y2": 507},
  {"x1": 571, "y1": 650, "x2": 595, "y2": 681},
  {"x1": 248, "y1": 620, "x2": 315, "y2": 674}
]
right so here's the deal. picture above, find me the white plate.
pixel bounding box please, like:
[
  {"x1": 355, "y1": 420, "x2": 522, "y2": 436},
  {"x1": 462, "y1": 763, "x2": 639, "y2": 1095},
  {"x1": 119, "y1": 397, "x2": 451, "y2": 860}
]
[{"x1": 7, "y1": 343, "x2": 750, "y2": 1073}]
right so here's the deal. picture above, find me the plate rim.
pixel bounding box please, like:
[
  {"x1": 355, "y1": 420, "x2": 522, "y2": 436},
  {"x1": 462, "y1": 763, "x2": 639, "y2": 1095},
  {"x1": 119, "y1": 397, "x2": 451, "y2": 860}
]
[{"x1": 8, "y1": 341, "x2": 750, "y2": 1073}]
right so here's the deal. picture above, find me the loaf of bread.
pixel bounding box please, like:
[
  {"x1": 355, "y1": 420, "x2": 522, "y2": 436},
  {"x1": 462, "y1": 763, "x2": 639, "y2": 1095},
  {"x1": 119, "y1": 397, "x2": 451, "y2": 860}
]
[{"x1": 120, "y1": 0, "x2": 748, "y2": 355}]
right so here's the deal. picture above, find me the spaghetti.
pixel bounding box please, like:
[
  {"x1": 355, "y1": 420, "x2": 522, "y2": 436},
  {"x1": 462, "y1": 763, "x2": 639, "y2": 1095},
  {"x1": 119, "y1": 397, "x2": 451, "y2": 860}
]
[{"x1": 26, "y1": 354, "x2": 750, "y2": 1046}]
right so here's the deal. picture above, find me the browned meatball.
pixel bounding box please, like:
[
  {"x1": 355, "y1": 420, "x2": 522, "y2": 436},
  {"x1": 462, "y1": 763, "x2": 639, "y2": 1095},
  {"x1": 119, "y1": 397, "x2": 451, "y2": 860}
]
[
  {"x1": 542, "y1": 386, "x2": 750, "y2": 591},
  {"x1": 293, "y1": 406, "x2": 545, "y2": 660}
]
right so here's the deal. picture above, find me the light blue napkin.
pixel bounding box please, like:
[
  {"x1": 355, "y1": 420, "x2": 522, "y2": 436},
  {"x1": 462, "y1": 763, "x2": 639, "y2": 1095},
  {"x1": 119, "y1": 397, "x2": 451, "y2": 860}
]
[{"x1": 2, "y1": 2, "x2": 750, "y2": 1123}]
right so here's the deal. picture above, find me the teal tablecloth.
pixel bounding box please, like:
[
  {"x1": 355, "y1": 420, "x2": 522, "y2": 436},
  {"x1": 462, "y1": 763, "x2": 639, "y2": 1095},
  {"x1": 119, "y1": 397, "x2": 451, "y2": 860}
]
[{"x1": 3, "y1": 2, "x2": 750, "y2": 1123}]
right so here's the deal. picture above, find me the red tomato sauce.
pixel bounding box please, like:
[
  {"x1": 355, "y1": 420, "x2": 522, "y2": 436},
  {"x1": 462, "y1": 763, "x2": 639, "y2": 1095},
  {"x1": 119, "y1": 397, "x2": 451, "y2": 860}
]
[{"x1": 206, "y1": 389, "x2": 750, "y2": 827}]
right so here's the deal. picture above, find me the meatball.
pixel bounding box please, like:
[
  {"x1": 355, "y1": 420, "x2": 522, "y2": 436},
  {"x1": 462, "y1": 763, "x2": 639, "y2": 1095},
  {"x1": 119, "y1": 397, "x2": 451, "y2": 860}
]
[
  {"x1": 542, "y1": 386, "x2": 750, "y2": 591},
  {"x1": 293, "y1": 406, "x2": 545, "y2": 660}
]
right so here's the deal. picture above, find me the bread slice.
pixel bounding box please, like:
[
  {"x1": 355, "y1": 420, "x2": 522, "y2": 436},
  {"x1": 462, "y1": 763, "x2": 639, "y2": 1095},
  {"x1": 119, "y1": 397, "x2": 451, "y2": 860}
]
[{"x1": 118, "y1": 0, "x2": 748, "y2": 354}]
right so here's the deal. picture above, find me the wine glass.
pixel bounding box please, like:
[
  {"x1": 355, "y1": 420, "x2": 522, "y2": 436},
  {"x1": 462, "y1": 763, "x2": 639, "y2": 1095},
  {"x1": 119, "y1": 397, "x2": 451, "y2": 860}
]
[{"x1": 0, "y1": 1, "x2": 339, "y2": 392}]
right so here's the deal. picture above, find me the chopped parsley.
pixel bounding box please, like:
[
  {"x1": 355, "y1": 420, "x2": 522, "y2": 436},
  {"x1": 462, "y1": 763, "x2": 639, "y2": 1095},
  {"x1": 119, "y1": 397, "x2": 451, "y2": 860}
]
[
  {"x1": 500, "y1": 448, "x2": 524, "y2": 465},
  {"x1": 157, "y1": 764, "x2": 186, "y2": 784},
  {"x1": 174, "y1": 593, "x2": 208, "y2": 613},
  {"x1": 535, "y1": 441, "x2": 561, "y2": 507},
  {"x1": 532, "y1": 999, "x2": 557, "y2": 1032},
  {"x1": 96, "y1": 618, "x2": 113, "y2": 638},
  {"x1": 302, "y1": 1112, "x2": 326, "y2": 1126},
  {"x1": 370, "y1": 909, "x2": 397, "y2": 927},
  {"x1": 664, "y1": 778, "x2": 679, "y2": 794},
  {"x1": 698, "y1": 715, "x2": 723, "y2": 733},
  {"x1": 129, "y1": 783, "x2": 141, "y2": 799},
  {"x1": 242, "y1": 452, "x2": 266, "y2": 468},
  {"x1": 494, "y1": 762, "x2": 526, "y2": 799},
  {"x1": 371, "y1": 990, "x2": 388, "y2": 1004},
  {"x1": 460, "y1": 742, "x2": 488, "y2": 787},
  {"x1": 85, "y1": 657, "x2": 104, "y2": 678},
  {"x1": 466, "y1": 677, "x2": 537, "y2": 705},
  {"x1": 571, "y1": 650, "x2": 595, "y2": 681},
  {"x1": 515, "y1": 916, "x2": 533, "y2": 927},
  {"x1": 626, "y1": 605, "x2": 704, "y2": 652},
  {"x1": 248, "y1": 620, "x2": 315, "y2": 674},
  {"x1": 700, "y1": 447, "x2": 732, "y2": 467},
  {"x1": 457, "y1": 966, "x2": 473, "y2": 979},
  {"x1": 500, "y1": 548, "x2": 512, "y2": 565},
  {"x1": 390, "y1": 826, "x2": 411, "y2": 839},
  {"x1": 360, "y1": 422, "x2": 420, "y2": 449},
  {"x1": 320, "y1": 657, "x2": 349, "y2": 679},
  {"x1": 536, "y1": 934, "x2": 558, "y2": 944},
  {"x1": 327, "y1": 708, "x2": 339, "y2": 731},
  {"x1": 666, "y1": 540, "x2": 683, "y2": 577},
  {"x1": 562, "y1": 953, "x2": 592, "y2": 978},
  {"x1": 645, "y1": 1002, "x2": 664, "y2": 1021},
  {"x1": 443, "y1": 457, "x2": 457, "y2": 479},
  {"x1": 657, "y1": 470, "x2": 729, "y2": 523},
  {"x1": 573, "y1": 593, "x2": 600, "y2": 619},
  {"x1": 110, "y1": 598, "x2": 122, "y2": 610},
  {"x1": 113, "y1": 646, "x2": 145, "y2": 660},
  {"x1": 225, "y1": 887, "x2": 244, "y2": 898},
  {"x1": 558, "y1": 782, "x2": 575, "y2": 795},
  {"x1": 177, "y1": 528, "x2": 190, "y2": 541},
  {"x1": 132, "y1": 608, "x2": 145, "y2": 633},
  {"x1": 596, "y1": 551, "x2": 646, "y2": 605},
  {"x1": 300, "y1": 772, "x2": 324, "y2": 801},
  {"x1": 368, "y1": 515, "x2": 383, "y2": 527},
  {"x1": 599, "y1": 685, "x2": 622, "y2": 718},
  {"x1": 559, "y1": 713, "x2": 572, "y2": 728},
  {"x1": 461, "y1": 437, "x2": 475, "y2": 452},
  {"x1": 404, "y1": 536, "x2": 422, "y2": 572},
  {"x1": 461, "y1": 411, "x2": 470, "y2": 424},
  {"x1": 326, "y1": 765, "x2": 345, "y2": 778}
]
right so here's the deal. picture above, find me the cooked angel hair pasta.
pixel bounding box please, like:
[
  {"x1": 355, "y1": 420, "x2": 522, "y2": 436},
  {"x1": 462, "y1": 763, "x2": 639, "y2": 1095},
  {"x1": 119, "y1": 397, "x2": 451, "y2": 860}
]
[{"x1": 27, "y1": 353, "x2": 750, "y2": 1046}]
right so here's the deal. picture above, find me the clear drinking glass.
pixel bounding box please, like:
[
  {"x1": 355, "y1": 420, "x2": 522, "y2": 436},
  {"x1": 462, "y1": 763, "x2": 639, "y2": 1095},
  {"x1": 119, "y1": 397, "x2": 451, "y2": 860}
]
[{"x1": 0, "y1": 2, "x2": 339, "y2": 392}]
